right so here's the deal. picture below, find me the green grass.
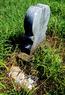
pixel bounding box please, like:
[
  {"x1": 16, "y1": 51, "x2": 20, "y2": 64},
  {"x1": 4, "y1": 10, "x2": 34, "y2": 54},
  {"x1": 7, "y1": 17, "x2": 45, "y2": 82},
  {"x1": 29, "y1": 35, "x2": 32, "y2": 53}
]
[
  {"x1": 33, "y1": 45, "x2": 65, "y2": 95},
  {"x1": 0, "y1": 0, "x2": 65, "y2": 59},
  {"x1": 0, "y1": 0, "x2": 65, "y2": 95}
]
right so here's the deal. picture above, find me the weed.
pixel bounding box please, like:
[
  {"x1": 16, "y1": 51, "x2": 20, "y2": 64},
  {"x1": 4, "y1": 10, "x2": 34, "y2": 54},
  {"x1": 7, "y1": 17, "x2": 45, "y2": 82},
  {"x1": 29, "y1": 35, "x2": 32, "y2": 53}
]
[
  {"x1": 33, "y1": 46, "x2": 65, "y2": 94},
  {"x1": 0, "y1": 0, "x2": 65, "y2": 59}
]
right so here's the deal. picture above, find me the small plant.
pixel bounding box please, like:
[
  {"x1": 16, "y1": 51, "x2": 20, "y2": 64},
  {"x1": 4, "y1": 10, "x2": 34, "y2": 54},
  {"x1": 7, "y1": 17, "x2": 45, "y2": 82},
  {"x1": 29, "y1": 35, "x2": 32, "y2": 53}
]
[
  {"x1": 33, "y1": 46, "x2": 65, "y2": 94},
  {"x1": 0, "y1": 60, "x2": 8, "y2": 94}
]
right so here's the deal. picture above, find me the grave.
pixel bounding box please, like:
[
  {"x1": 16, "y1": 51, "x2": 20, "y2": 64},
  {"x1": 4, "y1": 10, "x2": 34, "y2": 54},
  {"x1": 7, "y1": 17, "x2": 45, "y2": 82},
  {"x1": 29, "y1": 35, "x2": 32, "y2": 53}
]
[
  {"x1": 24, "y1": 3, "x2": 50, "y2": 54},
  {"x1": 9, "y1": 4, "x2": 51, "y2": 90}
]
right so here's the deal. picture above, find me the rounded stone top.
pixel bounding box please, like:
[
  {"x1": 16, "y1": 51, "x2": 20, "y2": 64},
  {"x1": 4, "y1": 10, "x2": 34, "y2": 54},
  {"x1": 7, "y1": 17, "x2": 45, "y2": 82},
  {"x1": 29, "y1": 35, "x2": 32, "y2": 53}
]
[
  {"x1": 24, "y1": 4, "x2": 50, "y2": 54},
  {"x1": 24, "y1": 4, "x2": 50, "y2": 37}
]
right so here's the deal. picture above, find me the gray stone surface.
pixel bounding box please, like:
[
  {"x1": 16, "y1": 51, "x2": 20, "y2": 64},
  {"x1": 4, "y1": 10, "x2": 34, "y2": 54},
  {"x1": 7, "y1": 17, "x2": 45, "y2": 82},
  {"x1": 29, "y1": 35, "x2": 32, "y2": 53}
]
[{"x1": 24, "y1": 4, "x2": 50, "y2": 54}]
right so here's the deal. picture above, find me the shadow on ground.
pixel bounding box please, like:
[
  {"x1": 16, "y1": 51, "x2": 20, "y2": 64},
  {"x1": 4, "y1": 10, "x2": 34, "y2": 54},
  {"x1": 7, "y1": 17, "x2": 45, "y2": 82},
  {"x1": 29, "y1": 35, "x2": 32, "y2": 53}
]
[{"x1": 7, "y1": 32, "x2": 33, "y2": 54}]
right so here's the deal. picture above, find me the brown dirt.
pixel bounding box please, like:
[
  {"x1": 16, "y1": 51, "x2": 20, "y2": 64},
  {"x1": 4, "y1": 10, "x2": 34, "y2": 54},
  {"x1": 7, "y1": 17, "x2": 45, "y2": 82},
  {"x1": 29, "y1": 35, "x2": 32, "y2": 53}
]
[{"x1": 1, "y1": 35, "x2": 65, "y2": 94}]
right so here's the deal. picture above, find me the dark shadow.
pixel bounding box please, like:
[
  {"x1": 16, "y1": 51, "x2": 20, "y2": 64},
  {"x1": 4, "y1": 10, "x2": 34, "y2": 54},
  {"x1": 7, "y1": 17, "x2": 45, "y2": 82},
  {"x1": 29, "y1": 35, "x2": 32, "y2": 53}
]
[
  {"x1": 7, "y1": 12, "x2": 34, "y2": 54},
  {"x1": 24, "y1": 15, "x2": 33, "y2": 36},
  {"x1": 7, "y1": 32, "x2": 33, "y2": 54}
]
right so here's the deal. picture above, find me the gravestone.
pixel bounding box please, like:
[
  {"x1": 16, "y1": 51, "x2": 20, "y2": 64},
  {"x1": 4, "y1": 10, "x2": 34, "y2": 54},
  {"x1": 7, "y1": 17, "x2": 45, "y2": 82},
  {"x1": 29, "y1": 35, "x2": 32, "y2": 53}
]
[
  {"x1": 24, "y1": 4, "x2": 50, "y2": 54},
  {"x1": 9, "y1": 4, "x2": 51, "y2": 90}
]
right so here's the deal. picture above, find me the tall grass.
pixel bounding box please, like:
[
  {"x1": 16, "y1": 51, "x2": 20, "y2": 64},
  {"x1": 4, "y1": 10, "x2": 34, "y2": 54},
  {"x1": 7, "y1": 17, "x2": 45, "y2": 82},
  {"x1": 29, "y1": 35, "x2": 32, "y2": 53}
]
[
  {"x1": 33, "y1": 46, "x2": 65, "y2": 95},
  {"x1": 0, "y1": 0, "x2": 65, "y2": 94},
  {"x1": 0, "y1": 0, "x2": 65, "y2": 59}
]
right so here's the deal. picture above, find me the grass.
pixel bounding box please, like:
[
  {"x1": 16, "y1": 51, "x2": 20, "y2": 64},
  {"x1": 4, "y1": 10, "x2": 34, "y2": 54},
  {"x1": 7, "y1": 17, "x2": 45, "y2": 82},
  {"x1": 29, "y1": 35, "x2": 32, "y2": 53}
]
[
  {"x1": 0, "y1": 37, "x2": 65, "y2": 95},
  {"x1": 31, "y1": 36, "x2": 65, "y2": 94},
  {"x1": 0, "y1": 0, "x2": 65, "y2": 95},
  {"x1": 0, "y1": 0, "x2": 65, "y2": 59},
  {"x1": 33, "y1": 45, "x2": 65, "y2": 94}
]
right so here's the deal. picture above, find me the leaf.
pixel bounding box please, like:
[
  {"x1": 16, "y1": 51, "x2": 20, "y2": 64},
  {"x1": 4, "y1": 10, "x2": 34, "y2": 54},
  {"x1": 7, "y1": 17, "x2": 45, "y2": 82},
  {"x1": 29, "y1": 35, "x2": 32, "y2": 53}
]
[
  {"x1": 0, "y1": 82, "x2": 6, "y2": 89},
  {"x1": 0, "y1": 60, "x2": 8, "y2": 71},
  {"x1": 0, "y1": 93, "x2": 7, "y2": 95}
]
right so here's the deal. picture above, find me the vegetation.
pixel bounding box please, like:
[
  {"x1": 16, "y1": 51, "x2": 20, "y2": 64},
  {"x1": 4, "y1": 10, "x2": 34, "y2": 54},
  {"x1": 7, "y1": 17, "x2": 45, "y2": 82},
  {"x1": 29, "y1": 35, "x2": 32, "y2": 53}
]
[
  {"x1": 33, "y1": 45, "x2": 65, "y2": 95},
  {"x1": 0, "y1": 0, "x2": 65, "y2": 95},
  {"x1": 0, "y1": 0, "x2": 65, "y2": 58}
]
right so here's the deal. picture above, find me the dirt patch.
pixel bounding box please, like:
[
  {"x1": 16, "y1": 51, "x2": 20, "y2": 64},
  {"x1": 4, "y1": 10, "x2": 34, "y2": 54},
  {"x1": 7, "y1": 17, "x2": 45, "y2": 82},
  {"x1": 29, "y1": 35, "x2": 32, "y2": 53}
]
[{"x1": 1, "y1": 35, "x2": 65, "y2": 94}]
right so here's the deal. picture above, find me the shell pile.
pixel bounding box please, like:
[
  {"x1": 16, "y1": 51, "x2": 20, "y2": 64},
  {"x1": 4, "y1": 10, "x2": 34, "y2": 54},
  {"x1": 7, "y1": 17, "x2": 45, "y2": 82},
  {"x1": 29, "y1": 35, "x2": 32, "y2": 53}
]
[{"x1": 9, "y1": 66, "x2": 37, "y2": 90}]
